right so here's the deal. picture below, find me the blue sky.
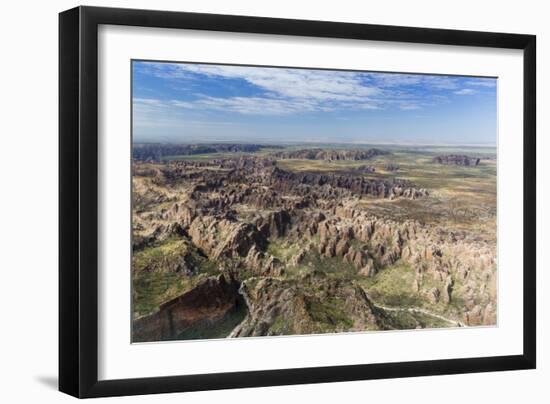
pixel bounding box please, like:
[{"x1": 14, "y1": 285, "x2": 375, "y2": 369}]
[{"x1": 132, "y1": 61, "x2": 497, "y2": 145}]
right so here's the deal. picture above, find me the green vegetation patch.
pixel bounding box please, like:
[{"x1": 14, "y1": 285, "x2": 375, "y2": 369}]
[
  {"x1": 382, "y1": 308, "x2": 454, "y2": 330},
  {"x1": 269, "y1": 314, "x2": 295, "y2": 335},
  {"x1": 361, "y1": 260, "x2": 465, "y2": 322},
  {"x1": 306, "y1": 251, "x2": 360, "y2": 280},
  {"x1": 133, "y1": 271, "x2": 197, "y2": 317},
  {"x1": 266, "y1": 239, "x2": 302, "y2": 263},
  {"x1": 360, "y1": 261, "x2": 422, "y2": 307},
  {"x1": 276, "y1": 158, "x2": 371, "y2": 174},
  {"x1": 132, "y1": 237, "x2": 220, "y2": 317},
  {"x1": 133, "y1": 239, "x2": 182, "y2": 273},
  {"x1": 306, "y1": 297, "x2": 354, "y2": 330}
]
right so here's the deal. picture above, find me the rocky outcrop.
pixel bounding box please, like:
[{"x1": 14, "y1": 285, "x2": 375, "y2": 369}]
[
  {"x1": 133, "y1": 274, "x2": 243, "y2": 342},
  {"x1": 385, "y1": 163, "x2": 400, "y2": 172},
  {"x1": 270, "y1": 148, "x2": 389, "y2": 161},
  {"x1": 442, "y1": 276, "x2": 454, "y2": 304},
  {"x1": 244, "y1": 246, "x2": 284, "y2": 276},
  {"x1": 133, "y1": 143, "x2": 281, "y2": 162},
  {"x1": 145, "y1": 158, "x2": 428, "y2": 217},
  {"x1": 432, "y1": 155, "x2": 480, "y2": 166},
  {"x1": 256, "y1": 210, "x2": 292, "y2": 238},
  {"x1": 132, "y1": 236, "x2": 204, "y2": 276},
  {"x1": 426, "y1": 287, "x2": 441, "y2": 304},
  {"x1": 297, "y1": 202, "x2": 496, "y2": 324},
  {"x1": 188, "y1": 216, "x2": 267, "y2": 260},
  {"x1": 355, "y1": 165, "x2": 376, "y2": 173},
  {"x1": 214, "y1": 222, "x2": 267, "y2": 259},
  {"x1": 290, "y1": 249, "x2": 307, "y2": 266},
  {"x1": 229, "y1": 275, "x2": 392, "y2": 337},
  {"x1": 343, "y1": 247, "x2": 370, "y2": 269}
]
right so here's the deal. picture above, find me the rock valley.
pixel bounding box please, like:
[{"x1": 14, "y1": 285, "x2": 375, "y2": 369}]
[{"x1": 131, "y1": 144, "x2": 497, "y2": 342}]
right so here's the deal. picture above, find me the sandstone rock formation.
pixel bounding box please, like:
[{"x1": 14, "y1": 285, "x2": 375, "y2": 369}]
[
  {"x1": 270, "y1": 148, "x2": 389, "y2": 161},
  {"x1": 133, "y1": 274, "x2": 243, "y2": 342},
  {"x1": 132, "y1": 146, "x2": 496, "y2": 340},
  {"x1": 229, "y1": 274, "x2": 393, "y2": 337},
  {"x1": 432, "y1": 155, "x2": 481, "y2": 166},
  {"x1": 133, "y1": 143, "x2": 281, "y2": 162}
]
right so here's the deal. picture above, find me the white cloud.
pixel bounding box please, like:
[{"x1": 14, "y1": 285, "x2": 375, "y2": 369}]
[
  {"x1": 454, "y1": 89, "x2": 478, "y2": 96},
  {"x1": 161, "y1": 64, "x2": 380, "y2": 102},
  {"x1": 135, "y1": 63, "x2": 481, "y2": 116},
  {"x1": 363, "y1": 73, "x2": 461, "y2": 91},
  {"x1": 356, "y1": 103, "x2": 381, "y2": 110},
  {"x1": 137, "y1": 63, "x2": 394, "y2": 114},
  {"x1": 170, "y1": 100, "x2": 195, "y2": 109},
  {"x1": 465, "y1": 79, "x2": 497, "y2": 88},
  {"x1": 133, "y1": 98, "x2": 162, "y2": 105},
  {"x1": 423, "y1": 76, "x2": 459, "y2": 90},
  {"x1": 136, "y1": 95, "x2": 320, "y2": 116},
  {"x1": 399, "y1": 104, "x2": 421, "y2": 110},
  {"x1": 363, "y1": 73, "x2": 422, "y2": 87},
  {"x1": 188, "y1": 96, "x2": 318, "y2": 115}
]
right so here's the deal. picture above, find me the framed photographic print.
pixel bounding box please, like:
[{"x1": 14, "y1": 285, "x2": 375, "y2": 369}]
[{"x1": 59, "y1": 6, "x2": 536, "y2": 398}]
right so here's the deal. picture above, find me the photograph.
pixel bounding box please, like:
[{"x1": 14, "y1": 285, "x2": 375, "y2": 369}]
[{"x1": 131, "y1": 61, "x2": 498, "y2": 343}]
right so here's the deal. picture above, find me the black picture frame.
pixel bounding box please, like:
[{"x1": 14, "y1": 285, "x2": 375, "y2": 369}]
[{"x1": 59, "y1": 5, "x2": 536, "y2": 398}]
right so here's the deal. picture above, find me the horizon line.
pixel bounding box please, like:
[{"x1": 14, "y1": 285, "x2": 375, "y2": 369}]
[{"x1": 132, "y1": 140, "x2": 497, "y2": 148}]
